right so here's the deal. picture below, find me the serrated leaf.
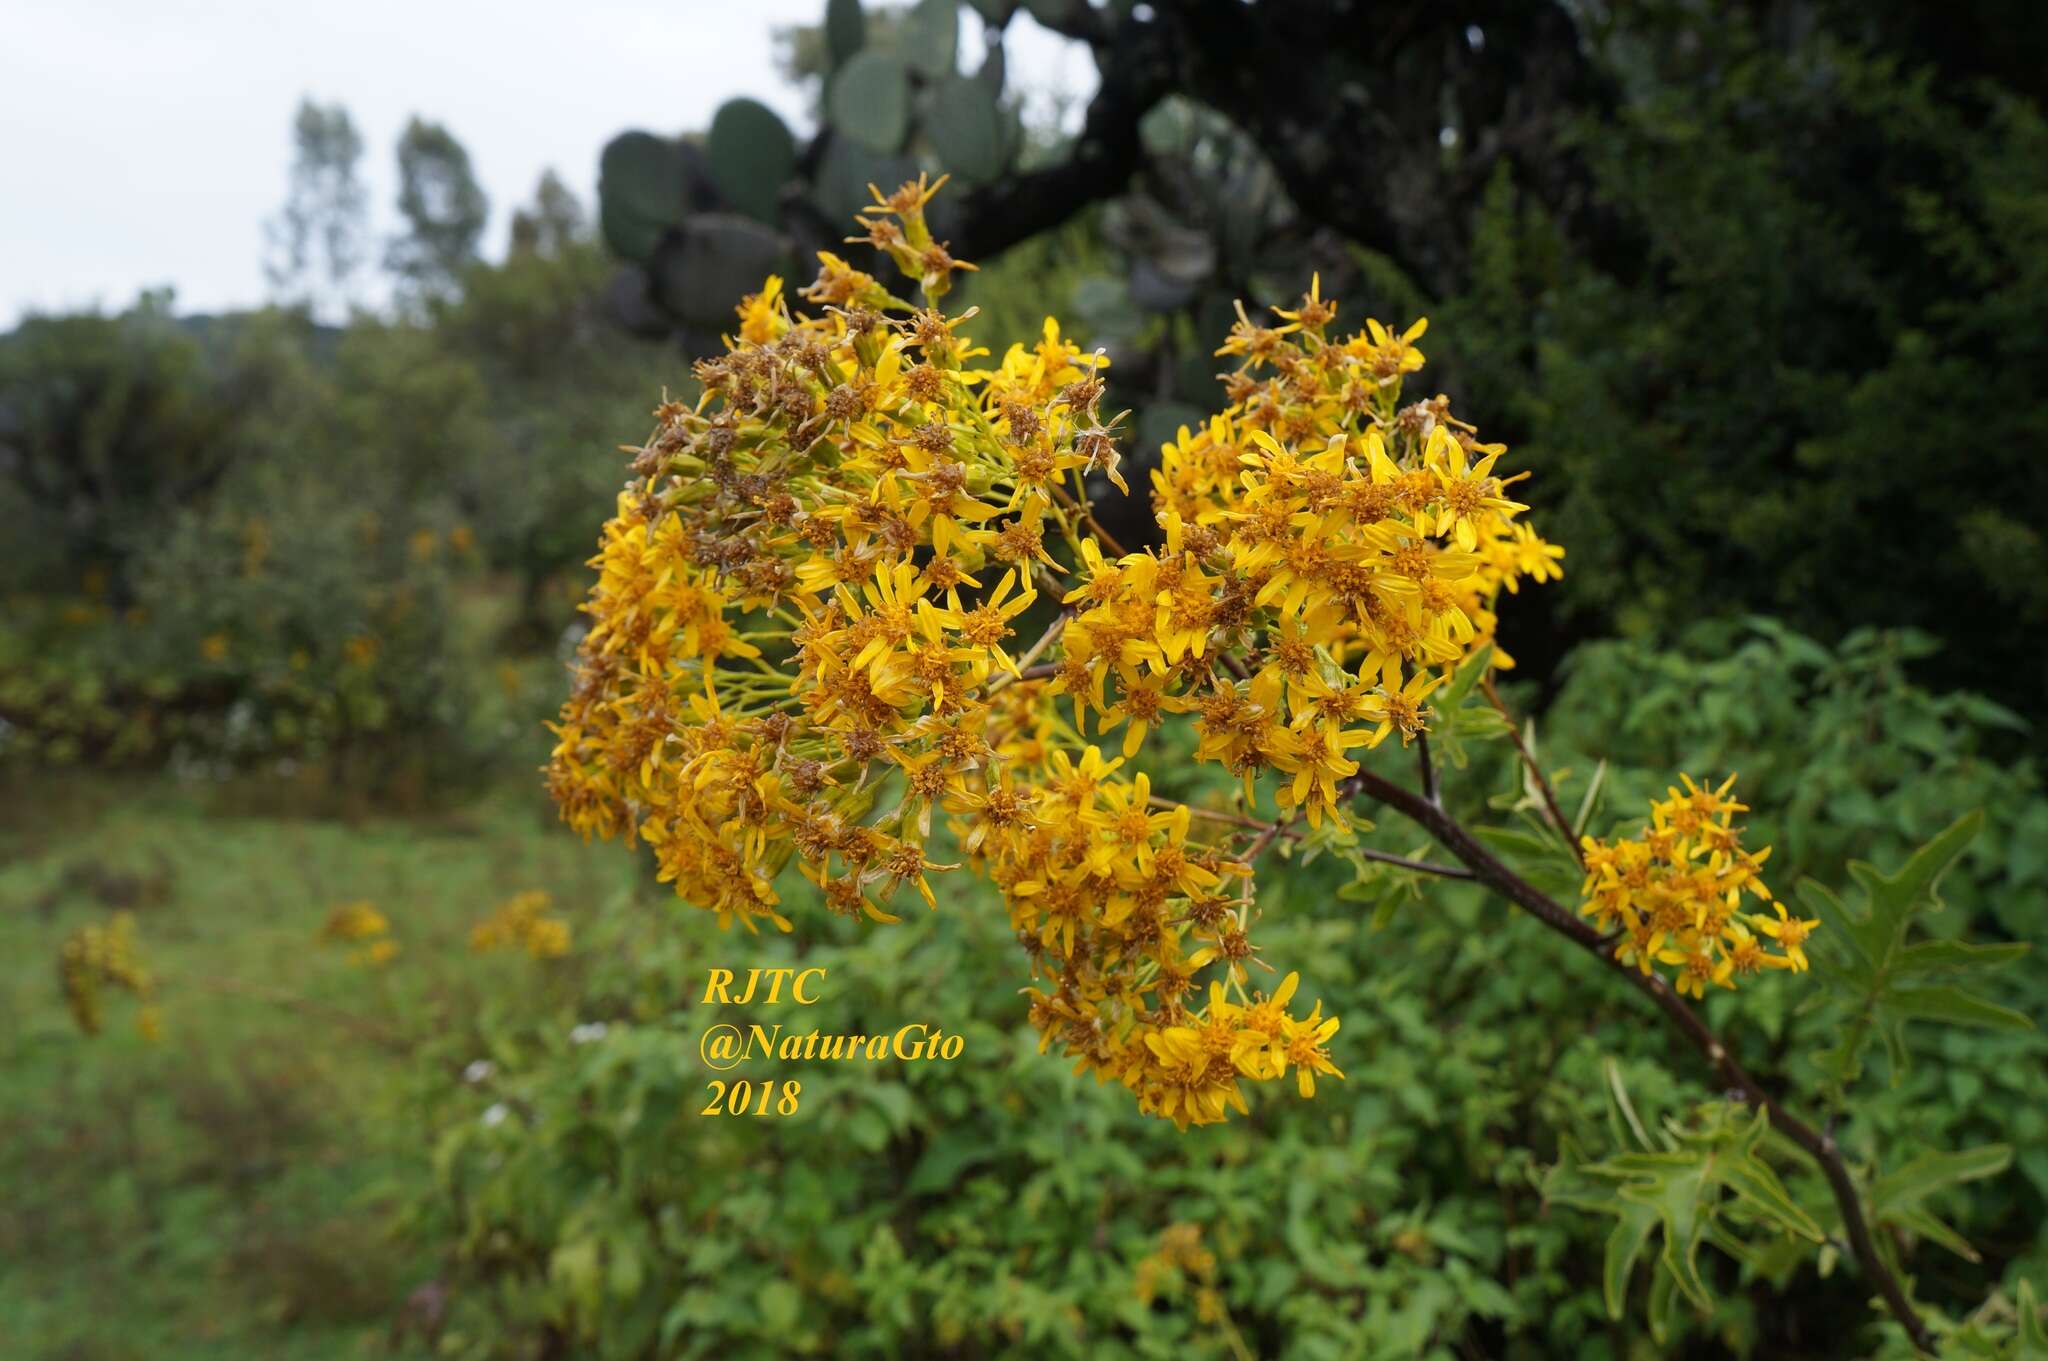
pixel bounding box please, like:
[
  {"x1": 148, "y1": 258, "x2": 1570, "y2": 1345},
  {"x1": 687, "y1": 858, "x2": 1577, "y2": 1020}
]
[
  {"x1": 1722, "y1": 1152, "x2": 1825, "y2": 1242},
  {"x1": 1873, "y1": 1145, "x2": 2012, "y2": 1218},
  {"x1": 1846, "y1": 811, "x2": 1982, "y2": 951},
  {"x1": 1541, "y1": 1136, "x2": 1621, "y2": 1215},
  {"x1": 1798, "y1": 877, "x2": 1881, "y2": 979},
  {"x1": 1893, "y1": 939, "x2": 2030, "y2": 976},
  {"x1": 1623, "y1": 1163, "x2": 1713, "y2": 1308},
  {"x1": 1604, "y1": 1203, "x2": 1660, "y2": 1319},
  {"x1": 1646, "y1": 1251, "x2": 1678, "y2": 1344},
  {"x1": 1886, "y1": 985, "x2": 2033, "y2": 1031},
  {"x1": 1887, "y1": 1205, "x2": 1982, "y2": 1261}
]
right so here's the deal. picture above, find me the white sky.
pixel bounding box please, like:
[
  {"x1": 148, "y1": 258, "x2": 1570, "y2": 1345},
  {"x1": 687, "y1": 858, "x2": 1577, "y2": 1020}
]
[{"x1": 0, "y1": 0, "x2": 1094, "y2": 324}]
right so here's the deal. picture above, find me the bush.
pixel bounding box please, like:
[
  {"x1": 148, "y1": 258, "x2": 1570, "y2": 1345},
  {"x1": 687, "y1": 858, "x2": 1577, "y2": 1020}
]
[
  {"x1": 1396, "y1": 28, "x2": 2048, "y2": 722},
  {"x1": 408, "y1": 614, "x2": 2048, "y2": 1359},
  {"x1": 413, "y1": 180, "x2": 2043, "y2": 1356},
  {"x1": 0, "y1": 310, "x2": 486, "y2": 777}
]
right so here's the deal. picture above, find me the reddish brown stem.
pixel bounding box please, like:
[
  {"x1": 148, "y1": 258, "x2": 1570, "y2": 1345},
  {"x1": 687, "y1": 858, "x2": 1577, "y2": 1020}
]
[{"x1": 1349, "y1": 767, "x2": 1934, "y2": 1355}]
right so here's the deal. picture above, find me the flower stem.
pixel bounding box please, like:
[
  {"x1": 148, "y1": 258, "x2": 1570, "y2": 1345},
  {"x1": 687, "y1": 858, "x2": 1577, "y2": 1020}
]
[{"x1": 1350, "y1": 766, "x2": 1935, "y2": 1355}]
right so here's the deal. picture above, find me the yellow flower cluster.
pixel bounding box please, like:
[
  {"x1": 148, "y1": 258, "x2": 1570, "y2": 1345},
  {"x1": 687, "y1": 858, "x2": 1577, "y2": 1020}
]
[
  {"x1": 471, "y1": 889, "x2": 571, "y2": 959},
  {"x1": 1579, "y1": 775, "x2": 1819, "y2": 996},
  {"x1": 545, "y1": 180, "x2": 1562, "y2": 1127},
  {"x1": 1132, "y1": 1223, "x2": 1256, "y2": 1356},
  {"x1": 320, "y1": 899, "x2": 399, "y2": 967},
  {"x1": 59, "y1": 911, "x2": 160, "y2": 1039}
]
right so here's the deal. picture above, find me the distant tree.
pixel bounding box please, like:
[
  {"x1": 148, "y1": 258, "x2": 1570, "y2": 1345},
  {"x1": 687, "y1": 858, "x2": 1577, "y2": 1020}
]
[
  {"x1": 0, "y1": 292, "x2": 291, "y2": 594},
  {"x1": 507, "y1": 170, "x2": 587, "y2": 260},
  {"x1": 386, "y1": 117, "x2": 489, "y2": 306},
  {"x1": 263, "y1": 99, "x2": 370, "y2": 317}
]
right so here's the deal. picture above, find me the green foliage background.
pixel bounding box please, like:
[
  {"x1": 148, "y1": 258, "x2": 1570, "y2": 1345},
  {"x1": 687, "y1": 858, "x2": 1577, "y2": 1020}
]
[
  {"x1": 3, "y1": 1, "x2": 2047, "y2": 1357},
  {"x1": 10, "y1": 624, "x2": 2038, "y2": 1359}
]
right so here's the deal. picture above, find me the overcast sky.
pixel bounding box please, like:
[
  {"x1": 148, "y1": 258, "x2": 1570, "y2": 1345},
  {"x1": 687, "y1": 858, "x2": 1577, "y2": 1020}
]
[{"x1": 1, "y1": 0, "x2": 1094, "y2": 325}]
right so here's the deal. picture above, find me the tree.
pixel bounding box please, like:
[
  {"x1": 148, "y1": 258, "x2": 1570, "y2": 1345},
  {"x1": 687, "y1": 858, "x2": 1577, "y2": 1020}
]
[
  {"x1": 0, "y1": 293, "x2": 247, "y2": 593},
  {"x1": 263, "y1": 99, "x2": 370, "y2": 317},
  {"x1": 586, "y1": 0, "x2": 2048, "y2": 727},
  {"x1": 385, "y1": 117, "x2": 489, "y2": 306},
  {"x1": 507, "y1": 169, "x2": 587, "y2": 260}
]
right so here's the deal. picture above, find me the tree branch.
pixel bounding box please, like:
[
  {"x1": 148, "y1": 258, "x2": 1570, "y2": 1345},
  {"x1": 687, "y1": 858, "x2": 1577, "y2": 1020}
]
[
  {"x1": 1350, "y1": 767, "x2": 1936, "y2": 1355},
  {"x1": 954, "y1": 10, "x2": 1172, "y2": 259}
]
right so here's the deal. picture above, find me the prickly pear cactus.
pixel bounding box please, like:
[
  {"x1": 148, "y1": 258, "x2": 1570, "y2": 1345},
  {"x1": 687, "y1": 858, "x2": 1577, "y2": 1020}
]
[{"x1": 594, "y1": 0, "x2": 1018, "y2": 352}]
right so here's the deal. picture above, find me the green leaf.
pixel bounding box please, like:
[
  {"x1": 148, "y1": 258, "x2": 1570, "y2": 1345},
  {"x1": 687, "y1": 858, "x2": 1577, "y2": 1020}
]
[
  {"x1": 1799, "y1": 877, "x2": 1880, "y2": 979},
  {"x1": 1475, "y1": 824, "x2": 1573, "y2": 863},
  {"x1": 2017, "y1": 1278, "x2": 2048, "y2": 1352},
  {"x1": 1623, "y1": 1162, "x2": 1713, "y2": 1308},
  {"x1": 1886, "y1": 985, "x2": 2034, "y2": 1031},
  {"x1": 1451, "y1": 705, "x2": 1513, "y2": 741},
  {"x1": 1603, "y1": 1203, "x2": 1660, "y2": 1319},
  {"x1": 550, "y1": 1236, "x2": 604, "y2": 1319},
  {"x1": 1887, "y1": 1205, "x2": 1982, "y2": 1261},
  {"x1": 1845, "y1": 810, "x2": 1982, "y2": 951},
  {"x1": 1440, "y1": 644, "x2": 1494, "y2": 710},
  {"x1": 1893, "y1": 938, "x2": 2030, "y2": 976},
  {"x1": 757, "y1": 1278, "x2": 802, "y2": 1331},
  {"x1": 1721, "y1": 1152, "x2": 1825, "y2": 1243},
  {"x1": 1873, "y1": 1145, "x2": 2012, "y2": 1221},
  {"x1": 846, "y1": 1105, "x2": 890, "y2": 1152},
  {"x1": 906, "y1": 1135, "x2": 995, "y2": 1194},
  {"x1": 1573, "y1": 758, "x2": 1609, "y2": 838},
  {"x1": 1645, "y1": 1250, "x2": 1678, "y2": 1344},
  {"x1": 1556, "y1": 1095, "x2": 1829, "y2": 1328},
  {"x1": 1603, "y1": 1058, "x2": 1655, "y2": 1152}
]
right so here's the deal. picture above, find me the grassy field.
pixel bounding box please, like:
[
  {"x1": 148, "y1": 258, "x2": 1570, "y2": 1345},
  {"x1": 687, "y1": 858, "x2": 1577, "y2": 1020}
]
[{"x1": 0, "y1": 768, "x2": 635, "y2": 1361}]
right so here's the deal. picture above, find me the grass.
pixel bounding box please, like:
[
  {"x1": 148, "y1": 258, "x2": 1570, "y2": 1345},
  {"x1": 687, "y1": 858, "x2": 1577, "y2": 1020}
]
[{"x1": 0, "y1": 767, "x2": 637, "y2": 1361}]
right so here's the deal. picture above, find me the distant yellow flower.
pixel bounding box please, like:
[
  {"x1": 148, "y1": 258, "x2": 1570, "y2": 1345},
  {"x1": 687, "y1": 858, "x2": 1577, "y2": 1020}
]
[
  {"x1": 320, "y1": 901, "x2": 399, "y2": 968},
  {"x1": 321, "y1": 900, "x2": 391, "y2": 942},
  {"x1": 59, "y1": 912, "x2": 154, "y2": 1037},
  {"x1": 472, "y1": 890, "x2": 571, "y2": 959}
]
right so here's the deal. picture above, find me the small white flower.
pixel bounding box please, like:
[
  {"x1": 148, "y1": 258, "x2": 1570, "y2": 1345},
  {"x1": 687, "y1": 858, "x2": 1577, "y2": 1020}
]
[
  {"x1": 481, "y1": 1102, "x2": 510, "y2": 1128},
  {"x1": 570, "y1": 1022, "x2": 609, "y2": 1045},
  {"x1": 463, "y1": 1059, "x2": 495, "y2": 1084}
]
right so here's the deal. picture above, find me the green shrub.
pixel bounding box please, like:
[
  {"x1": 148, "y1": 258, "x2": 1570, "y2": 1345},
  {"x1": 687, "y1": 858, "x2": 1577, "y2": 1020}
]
[{"x1": 407, "y1": 620, "x2": 2046, "y2": 1360}]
